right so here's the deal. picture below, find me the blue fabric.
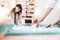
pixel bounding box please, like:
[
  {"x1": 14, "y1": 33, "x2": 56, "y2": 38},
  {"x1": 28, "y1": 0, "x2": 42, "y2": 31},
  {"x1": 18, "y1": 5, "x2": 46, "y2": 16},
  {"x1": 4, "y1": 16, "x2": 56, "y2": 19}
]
[
  {"x1": 38, "y1": 22, "x2": 47, "y2": 26},
  {"x1": 7, "y1": 27, "x2": 60, "y2": 35},
  {"x1": 0, "y1": 24, "x2": 60, "y2": 35},
  {"x1": 0, "y1": 24, "x2": 14, "y2": 32}
]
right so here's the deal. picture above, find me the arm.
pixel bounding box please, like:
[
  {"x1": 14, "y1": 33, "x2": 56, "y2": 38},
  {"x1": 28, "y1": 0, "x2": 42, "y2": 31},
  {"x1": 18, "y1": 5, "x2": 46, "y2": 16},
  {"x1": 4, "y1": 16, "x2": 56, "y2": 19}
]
[
  {"x1": 33, "y1": 8, "x2": 53, "y2": 27},
  {"x1": 38, "y1": 0, "x2": 57, "y2": 22},
  {"x1": 45, "y1": 16, "x2": 59, "y2": 28},
  {"x1": 35, "y1": 0, "x2": 57, "y2": 27},
  {"x1": 45, "y1": 12, "x2": 60, "y2": 28},
  {"x1": 39, "y1": 8, "x2": 53, "y2": 22},
  {"x1": 51, "y1": 16, "x2": 60, "y2": 26},
  {"x1": 0, "y1": 29, "x2": 8, "y2": 40},
  {"x1": 33, "y1": 8, "x2": 52, "y2": 24},
  {"x1": 35, "y1": 8, "x2": 53, "y2": 27}
]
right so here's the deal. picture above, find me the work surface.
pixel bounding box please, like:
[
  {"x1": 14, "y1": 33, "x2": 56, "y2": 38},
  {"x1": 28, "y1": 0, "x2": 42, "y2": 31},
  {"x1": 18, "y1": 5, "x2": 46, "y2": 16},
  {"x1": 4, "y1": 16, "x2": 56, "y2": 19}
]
[{"x1": 4, "y1": 34, "x2": 60, "y2": 40}]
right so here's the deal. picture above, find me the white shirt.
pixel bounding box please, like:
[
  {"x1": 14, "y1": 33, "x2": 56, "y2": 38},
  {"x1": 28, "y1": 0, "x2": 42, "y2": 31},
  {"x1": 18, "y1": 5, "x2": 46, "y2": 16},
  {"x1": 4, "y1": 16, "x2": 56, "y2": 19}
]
[
  {"x1": 46, "y1": 0, "x2": 60, "y2": 8},
  {"x1": 43, "y1": 0, "x2": 60, "y2": 24}
]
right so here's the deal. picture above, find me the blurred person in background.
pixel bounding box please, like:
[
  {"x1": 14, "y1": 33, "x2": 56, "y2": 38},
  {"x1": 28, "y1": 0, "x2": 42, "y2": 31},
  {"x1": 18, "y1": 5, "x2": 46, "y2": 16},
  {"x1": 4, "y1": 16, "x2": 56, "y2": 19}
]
[{"x1": 11, "y1": 4, "x2": 22, "y2": 25}]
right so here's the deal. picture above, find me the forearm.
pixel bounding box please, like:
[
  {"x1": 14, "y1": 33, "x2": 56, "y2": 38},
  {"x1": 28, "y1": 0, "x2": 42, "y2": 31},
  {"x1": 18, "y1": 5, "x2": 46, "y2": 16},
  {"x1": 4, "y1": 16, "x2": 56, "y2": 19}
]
[
  {"x1": 35, "y1": 8, "x2": 53, "y2": 27},
  {"x1": 39, "y1": 8, "x2": 53, "y2": 22},
  {"x1": 50, "y1": 12, "x2": 60, "y2": 26},
  {"x1": 51, "y1": 16, "x2": 59, "y2": 26},
  {"x1": 0, "y1": 29, "x2": 8, "y2": 40}
]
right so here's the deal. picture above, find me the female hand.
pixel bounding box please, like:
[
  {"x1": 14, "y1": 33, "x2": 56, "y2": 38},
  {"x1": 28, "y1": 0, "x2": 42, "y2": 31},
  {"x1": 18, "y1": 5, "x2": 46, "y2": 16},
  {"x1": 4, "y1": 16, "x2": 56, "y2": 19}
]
[
  {"x1": 33, "y1": 18, "x2": 43, "y2": 27},
  {"x1": 0, "y1": 29, "x2": 9, "y2": 40}
]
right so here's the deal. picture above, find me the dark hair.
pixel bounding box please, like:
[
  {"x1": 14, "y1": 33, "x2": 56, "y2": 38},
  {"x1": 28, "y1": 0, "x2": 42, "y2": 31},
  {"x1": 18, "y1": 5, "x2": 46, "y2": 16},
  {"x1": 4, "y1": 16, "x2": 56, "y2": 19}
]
[
  {"x1": 16, "y1": 4, "x2": 22, "y2": 13},
  {"x1": 12, "y1": 4, "x2": 22, "y2": 14}
]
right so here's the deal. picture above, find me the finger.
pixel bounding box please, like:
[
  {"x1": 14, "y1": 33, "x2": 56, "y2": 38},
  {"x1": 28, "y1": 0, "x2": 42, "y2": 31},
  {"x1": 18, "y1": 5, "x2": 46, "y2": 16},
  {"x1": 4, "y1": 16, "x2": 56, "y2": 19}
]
[
  {"x1": 45, "y1": 24, "x2": 51, "y2": 28},
  {"x1": 36, "y1": 24, "x2": 39, "y2": 28},
  {"x1": 33, "y1": 20, "x2": 38, "y2": 24}
]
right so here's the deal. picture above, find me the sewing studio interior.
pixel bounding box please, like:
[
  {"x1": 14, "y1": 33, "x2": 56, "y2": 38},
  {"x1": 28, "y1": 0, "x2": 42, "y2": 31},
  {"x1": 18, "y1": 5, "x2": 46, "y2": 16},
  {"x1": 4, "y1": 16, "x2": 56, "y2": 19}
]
[{"x1": 0, "y1": 0, "x2": 60, "y2": 40}]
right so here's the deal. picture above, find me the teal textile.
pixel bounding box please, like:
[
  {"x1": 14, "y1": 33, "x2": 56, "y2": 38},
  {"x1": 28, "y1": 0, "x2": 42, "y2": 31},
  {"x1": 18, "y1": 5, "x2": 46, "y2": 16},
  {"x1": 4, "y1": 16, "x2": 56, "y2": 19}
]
[{"x1": 0, "y1": 23, "x2": 60, "y2": 35}]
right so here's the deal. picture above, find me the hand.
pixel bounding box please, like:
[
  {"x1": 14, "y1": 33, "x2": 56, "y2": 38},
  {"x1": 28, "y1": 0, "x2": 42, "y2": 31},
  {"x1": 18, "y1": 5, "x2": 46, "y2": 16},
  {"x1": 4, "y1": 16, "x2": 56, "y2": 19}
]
[
  {"x1": 33, "y1": 19, "x2": 38, "y2": 24},
  {"x1": 0, "y1": 29, "x2": 9, "y2": 40},
  {"x1": 1, "y1": 29, "x2": 9, "y2": 35},
  {"x1": 33, "y1": 18, "x2": 43, "y2": 27},
  {"x1": 45, "y1": 23, "x2": 54, "y2": 28}
]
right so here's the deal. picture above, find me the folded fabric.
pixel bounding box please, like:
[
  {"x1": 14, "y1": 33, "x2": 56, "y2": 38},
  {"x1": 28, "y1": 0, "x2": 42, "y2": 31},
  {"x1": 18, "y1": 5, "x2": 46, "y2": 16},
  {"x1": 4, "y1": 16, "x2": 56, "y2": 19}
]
[
  {"x1": 0, "y1": 24, "x2": 15, "y2": 32},
  {"x1": 0, "y1": 24, "x2": 60, "y2": 35}
]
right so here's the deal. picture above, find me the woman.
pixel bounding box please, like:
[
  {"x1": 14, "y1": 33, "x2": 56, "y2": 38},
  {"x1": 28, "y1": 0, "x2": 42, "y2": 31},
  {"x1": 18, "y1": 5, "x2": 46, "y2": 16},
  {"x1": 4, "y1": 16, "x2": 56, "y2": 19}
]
[
  {"x1": 33, "y1": 0, "x2": 60, "y2": 27},
  {"x1": 12, "y1": 4, "x2": 22, "y2": 25}
]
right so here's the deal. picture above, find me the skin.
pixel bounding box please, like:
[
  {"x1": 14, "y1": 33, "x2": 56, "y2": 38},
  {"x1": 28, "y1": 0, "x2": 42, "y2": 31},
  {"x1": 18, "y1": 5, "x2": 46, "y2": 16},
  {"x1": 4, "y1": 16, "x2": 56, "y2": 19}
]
[
  {"x1": 0, "y1": 29, "x2": 8, "y2": 40},
  {"x1": 45, "y1": 12, "x2": 60, "y2": 28},
  {"x1": 0, "y1": 7, "x2": 13, "y2": 40},
  {"x1": 33, "y1": 7, "x2": 53, "y2": 27},
  {"x1": 15, "y1": 7, "x2": 21, "y2": 13},
  {"x1": 0, "y1": 15, "x2": 12, "y2": 40},
  {"x1": 0, "y1": 0, "x2": 21, "y2": 39},
  {"x1": 34, "y1": 7, "x2": 60, "y2": 27},
  {"x1": 0, "y1": 14, "x2": 13, "y2": 40}
]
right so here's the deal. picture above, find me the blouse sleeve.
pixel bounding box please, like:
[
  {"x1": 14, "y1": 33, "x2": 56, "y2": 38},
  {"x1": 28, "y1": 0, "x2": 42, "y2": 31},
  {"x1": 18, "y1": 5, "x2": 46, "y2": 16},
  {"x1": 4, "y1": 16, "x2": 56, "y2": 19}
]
[{"x1": 45, "y1": 0, "x2": 57, "y2": 8}]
